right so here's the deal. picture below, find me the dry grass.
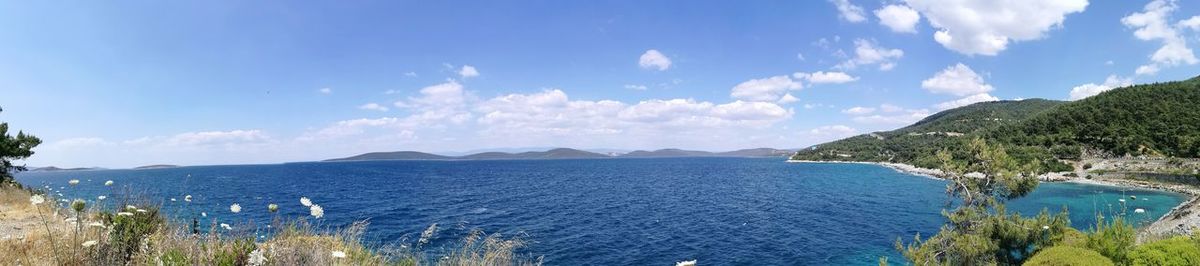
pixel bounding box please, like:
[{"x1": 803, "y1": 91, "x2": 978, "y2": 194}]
[{"x1": 0, "y1": 184, "x2": 541, "y2": 266}]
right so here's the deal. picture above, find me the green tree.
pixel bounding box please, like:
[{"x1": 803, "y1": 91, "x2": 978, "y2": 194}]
[
  {"x1": 898, "y1": 137, "x2": 1069, "y2": 265},
  {"x1": 0, "y1": 106, "x2": 41, "y2": 183}
]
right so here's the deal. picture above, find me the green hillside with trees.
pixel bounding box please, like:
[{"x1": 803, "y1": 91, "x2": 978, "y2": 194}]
[{"x1": 792, "y1": 75, "x2": 1200, "y2": 172}]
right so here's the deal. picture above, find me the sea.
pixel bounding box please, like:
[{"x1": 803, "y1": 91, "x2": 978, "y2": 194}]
[{"x1": 15, "y1": 157, "x2": 1189, "y2": 265}]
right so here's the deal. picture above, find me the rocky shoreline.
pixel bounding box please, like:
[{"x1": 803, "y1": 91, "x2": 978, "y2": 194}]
[{"x1": 786, "y1": 159, "x2": 1200, "y2": 241}]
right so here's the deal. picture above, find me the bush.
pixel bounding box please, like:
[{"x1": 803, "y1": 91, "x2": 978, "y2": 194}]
[
  {"x1": 1128, "y1": 236, "x2": 1200, "y2": 266},
  {"x1": 1054, "y1": 228, "x2": 1088, "y2": 248},
  {"x1": 1023, "y1": 246, "x2": 1114, "y2": 266},
  {"x1": 1087, "y1": 217, "x2": 1135, "y2": 265}
]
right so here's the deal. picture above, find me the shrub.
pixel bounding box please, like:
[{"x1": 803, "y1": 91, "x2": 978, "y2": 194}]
[
  {"x1": 1086, "y1": 217, "x2": 1135, "y2": 265},
  {"x1": 1023, "y1": 246, "x2": 1114, "y2": 266},
  {"x1": 1128, "y1": 236, "x2": 1200, "y2": 266}
]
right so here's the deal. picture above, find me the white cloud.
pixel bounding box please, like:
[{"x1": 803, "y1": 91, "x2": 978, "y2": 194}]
[
  {"x1": 404, "y1": 72, "x2": 418, "y2": 77},
  {"x1": 933, "y1": 93, "x2": 1000, "y2": 110},
  {"x1": 842, "y1": 106, "x2": 876, "y2": 115},
  {"x1": 806, "y1": 125, "x2": 860, "y2": 140},
  {"x1": 394, "y1": 80, "x2": 474, "y2": 125},
  {"x1": 875, "y1": 5, "x2": 921, "y2": 33},
  {"x1": 1122, "y1": 0, "x2": 1198, "y2": 76},
  {"x1": 459, "y1": 65, "x2": 480, "y2": 78},
  {"x1": 624, "y1": 84, "x2": 648, "y2": 90},
  {"x1": 318, "y1": 88, "x2": 332, "y2": 94},
  {"x1": 166, "y1": 130, "x2": 272, "y2": 147},
  {"x1": 358, "y1": 103, "x2": 390, "y2": 112},
  {"x1": 852, "y1": 108, "x2": 931, "y2": 125},
  {"x1": 730, "y1": 75, "x2": 803, "y2": 102},
  {"x1": 905, "y1": 0, "x2": 1088, "y2": 56},
  {"x1": 638, "y1": 49, "x2": 672, "y2": 71},
  {"x1": 922, "y1": 63, "x2": 994, "y2": 96},
  {"x1": 830, "y1": 0, "x2": 867, "y2": 23},
  {"x1": 1135, "y1": 65, "x2": 1160, "y2": 75},
  {"x1": 1181, "y1": 16, "x2": 1200, "y2": 31},
  {"x1": 796, "y1": 52, "x2": 806, "y2": 61},
  {"x1": 795, "y1": 71, "x2": 859, "y2": 84},
  {"x1": 835, "y1": 39, "x2": 904, "y2": 71},
  {"x1": 777, "y1": 93, "x2": 800, "y2": 104},
  {"x1": 1068, "y1": 75, "x2": 1133, "y2": 100}
]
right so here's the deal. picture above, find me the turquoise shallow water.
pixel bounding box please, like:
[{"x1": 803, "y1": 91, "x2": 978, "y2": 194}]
[{"x1": 15, "y1": 158, "x2": 1189, "y2": 265}]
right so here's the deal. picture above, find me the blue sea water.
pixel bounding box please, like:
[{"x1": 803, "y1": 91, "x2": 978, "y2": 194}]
[{"x1": 15, "y1": 158, "x2": 1189, "y2": 265}]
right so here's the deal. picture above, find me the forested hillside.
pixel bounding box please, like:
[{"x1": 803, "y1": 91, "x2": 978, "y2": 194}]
[{"x1": 792, "y1": 76, "x2": 1200, "y2": 172}]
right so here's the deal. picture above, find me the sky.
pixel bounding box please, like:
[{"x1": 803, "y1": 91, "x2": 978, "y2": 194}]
[{"x1": 2, "y1": 0, "x2": 1199, "y2": 168}]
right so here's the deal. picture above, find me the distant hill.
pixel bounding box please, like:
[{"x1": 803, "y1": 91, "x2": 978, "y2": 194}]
[
  {"x1": 29, "y1": 166, "x2": 104, "y2": 172},
  {"x1": 459, "y1": 148, "x2": 610, "y2": 160},
  {"x1": 133, "y1": 164, "x2": 181, "y2": 170},
  {"x1": 792, "y1": 75, "x2": 1200, "y2": 171},
  {"x1": 620, "y1": 149, "x2": 715, "y2": 158},
  {"x1": 325, "y1": 151, "x2": 452, "y2": 161},
  {"x1": 717, "y1": 148, "x2": 794, "y2": 157},
  {"x1": 327, "y1": 147, "x2": 793, "y2": 161}
]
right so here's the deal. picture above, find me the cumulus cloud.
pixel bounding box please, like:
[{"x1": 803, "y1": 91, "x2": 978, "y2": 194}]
[
  {"x1": 318, "y1": 88, "x2": 332, "y2": 94},
  {"x1": 905, "y1": 0, "x2": 1088, "y2": 56},
  {"x1": 1122, "y1": 0, "x2": 1198, "y2": 76},
  {"x1": 851, "y1": 108, "x2": 931, "y2": 125},
  {"x1": 842, "y1": 106, "x2": 876, "y2": 115},
  {"x1": 922, "y1": 63, "x2": 994, "y2": 96},
  {"x1": 875, "y1": 5, "x2": 921, "y2": 33},
  {"x1": 934, "y1": 93, "x2": 1000, "y2": 110},
  {"x1": 806, "y1": 125, "x2": 860, "y2": 140},
  {"x1": 777, "y1": 93, "x2": 800, "y2": 104},
  {"x1": 394, "y1": 80, "x2": 474, "y2": 125},
  {"x1": 358, "y1": 103, "x2": 389, "y2": 112},
  {"x1": 638, "y1": 49, "x2": 672, "y2": 71},
  {"x1": 795, "y1": 71, "x2": 859, "y2": 84},
  {"x1": 835, "y1": 39, "x2": 904, "y2": 71},
  {"x1": 830, "y1": 0, "x2": 867, "y2": 23},
  {"x1": 1069, "y1": 75, "x2": 1133, "y2": 100},
  {"x1": 730, "y1": 75, "x2": 803, "y2": 102},
  {"x1": 459, "y1": 65, "x2": 480, "y2": 78}
]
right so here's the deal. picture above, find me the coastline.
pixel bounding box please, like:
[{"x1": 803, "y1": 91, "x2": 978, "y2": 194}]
[{"x1": 786, "y1": 159, "x2": 1200, "y2": 240}]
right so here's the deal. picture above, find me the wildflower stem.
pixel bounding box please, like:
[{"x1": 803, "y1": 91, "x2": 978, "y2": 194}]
[{"x1": 34, "y1": 202, "x2": 64, "y2": 266}]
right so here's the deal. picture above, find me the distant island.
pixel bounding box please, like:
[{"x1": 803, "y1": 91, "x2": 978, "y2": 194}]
[
  {"x1": 133, "y1": 164, "x2": 181, "y2": 170},
  {"x1": 325, "y1": 147, "x2": 794, "y2": 162},
  {"x1": 28, "y1": 166, "x2": 105, "y2": 172}
]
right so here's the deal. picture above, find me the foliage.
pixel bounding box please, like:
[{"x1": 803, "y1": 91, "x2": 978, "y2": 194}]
[
  {"x1": 105, "y1": 205, "x2": 166, "y2": 261},
  {"x1": 793, "y1": 77, "x2": 1200, "y2": 173},
  {"x1": 1127, "y1": 236, "x2": 1200, "y2": 266},
  {"x1": 1085, "y1": 217, "x2": 1135, "y2": 265},
  {"x1": 897, "y1": 138, "x2": 1068, "y2": 264},
  {"x1": 0, "y1": 107, "x2": 42, "y2": 183},
  {"x1": 1022, "y1": 246, "x2": 1114, "y2": 266}
]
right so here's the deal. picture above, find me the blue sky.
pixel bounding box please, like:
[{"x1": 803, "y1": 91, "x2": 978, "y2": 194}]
[{"x1": 2, "y1": 0, "x2": 1199, "y2": 168}]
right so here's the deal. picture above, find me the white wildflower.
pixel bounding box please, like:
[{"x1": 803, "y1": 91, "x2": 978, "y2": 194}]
[
  {"x1": 268, "y1": 204, "x2": 279, "y2": 213},
  {"x1": 1042, "y1": 225, "x2": 1050, "y2": 230},
  {"x1": 97, "y1": 196, "x2": 106, "y2": 200},
  {"x1": 68, "y1": 179, "x2": 80, "y2": 185},
  {"x1": 221, "y1": 223, "x2": 232, "y2": 230},
  {"x1": 126, "y1": 205, "x2": 137, "y2": 210},
  {"x1": 81, "y1": 240, "x2": 97, "y2": 247},
  {"x1": 300, "y1": 197, "x2": 312, "y2": 207},
  {"x1": 104, "y1": 180, "x2": 113, "y2": 186},
  {"x1": 136, "y1": 209, "x2": 147, "y2": 213},
  {"x1": 331, "y1": 250, "x2": 346, "y2": 258},
  {"x1": 230, "y1": 203, "x2": 241, "y2": 213},
  {"x1": 247, "y1": 248, "x2": 267, "y2": 265},
  {"x1": 309, "y1": 204, "x2": 324, "y2": 218},
  {"x1": 88, "y1": 222, "x2": 104, "y2": 228},
  {"x1": 30, "y1": 194, "x2": 45, "y2": 205},
  {"x1": 116, "y1": 212, "x2": 133, "y2": 216}
]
